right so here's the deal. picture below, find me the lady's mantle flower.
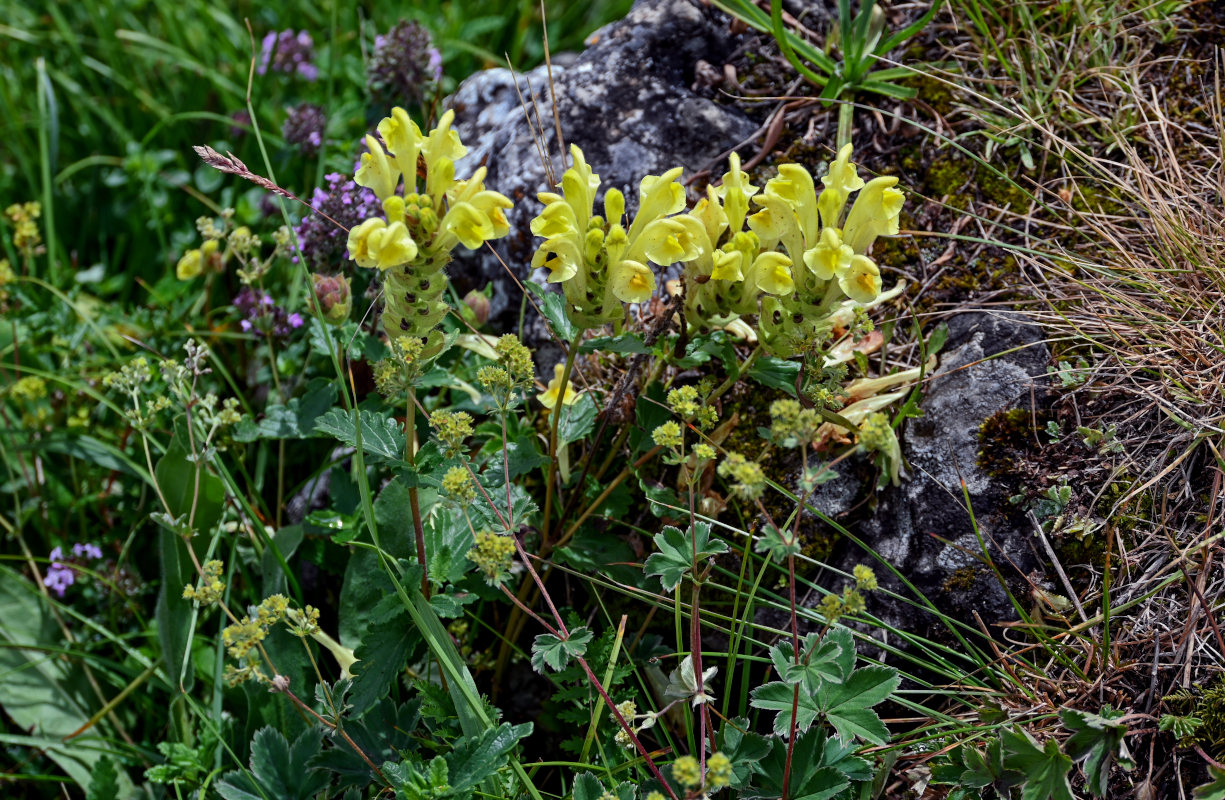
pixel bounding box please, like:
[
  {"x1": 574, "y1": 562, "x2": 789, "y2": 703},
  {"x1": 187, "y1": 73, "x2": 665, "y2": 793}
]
[{"x1": 258, "y1": 30, "x2": 318, "y2": 80}]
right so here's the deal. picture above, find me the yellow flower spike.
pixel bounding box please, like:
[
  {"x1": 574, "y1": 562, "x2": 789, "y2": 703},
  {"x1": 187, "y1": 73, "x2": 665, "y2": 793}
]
[
  {"x1": 377, "y1": 107, "x2": 424, "y2": 189},
  {"x1": 710, "y1": 249, "x2": 745, "y2": 282},
  {"x1": 748, "y1": 251, "x2": 795, "y2": 296},
  {"x1": 531, "y1": 237, "x2": 582, "y2": 283},
  {"x1": 627, "y1": 167, "x2": 686, "y2": 241},
  {"x1": 538, "y1": 363, "x2": 582, "y2": 409},
  {"x1": 802, "y1": 227, "x2": 854, "y2": 280},
  {"x1": 841, "y1": 176, "x2": 904, "y2": 254},
  {"x1": 609, "y1": 259, "x2": 657, "y2": 304},
  {"x1": 817, "y1": 142, "x2": 866, "y2": 228},
  {"x1": 839, "y1": 254, "x2": 882, "y2": 303},
  {"x1": 692, "y1": 186, "x2": 728, "y2": 246},
  {"x1": 641, "y1": 217, "x2": 703, "y2": 266},
  {"x1": 441, "y1": 201, "x2": 495, "y2": 250},
  {"x1": 767, "y1": 164, "x2": 819, "y2": 243},
  {"x1": 718, "y1": 152, "x2": 759, "y2": 233},
  {"x1": 604, "y1": 187, "x2": 626, "y2": 224},
  {"x1": 176, "y1": 248, "x2": 204, "y2": 280},
  {"x1": 421, "y1": 108, "x2": 467, "y2": 167},
  {"x1": 604, "y1": 223, "x2": 629, "y2": 266},
  {"x1": 355, "y1": 135, "x2": 401, "y2": 201},
  {"x1": 348, "y1": 218, "x2": 418, "y2": 270}
]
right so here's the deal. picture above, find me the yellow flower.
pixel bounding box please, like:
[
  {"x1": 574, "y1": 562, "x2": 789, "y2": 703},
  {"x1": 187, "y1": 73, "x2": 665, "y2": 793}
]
[
  {"x1": 560, "y1": 144, "x2": 601, "y2": 225},
  {"x1": 817, "y1": 142, "x2": 865, "y2": 228},
  {"x1": 441, "y1": 201, "x2": 496, "y2": 250},
  {"x1": 538, "y1": 363, "x2": 582, "y2": 409},
  {"x1": 530, "y1": 194, "x2": 579, "y2": 238},
  {"x1": 839, "y1": 254, "x2": 882, "y2": 303},
  {"x1": 710, "y1": 248, "x2": 744, "y2": 282},
  {"x1": 175, "y1": 239, "x2": 219, "y2": 280},
  {"x1": 627, "y1": 168, "x2": 685, "y2": 241},
  {"x1": 716, "y1": 152, "x2": 758, "y2": 233},
  {"x1": 842, "y1": 176, "x2": 904, "y2": 254},
  {"x1": 692, "y1": 185, "x2": 729, "y2": 246},
  {"x1": 748, "y1": 252, "x2": 794, "y2": 296},
  {"x1": 609, "y1": 259, "x2": 656, "y2": 304},
  {"x1": 355, "y1": 134, "x2": 401, "y2": 201},
  {"x1": 376, "y1": 107, "x2": 424, "y2": 186},
  {"x1": 532, "y1": 236, "x2": 583, "y2": 283},
  {"x1": 421, "y1": 109, "x2": 467, "y2": 172},
  {"x1": 641, "y1": 217, "x2": 703, "y2": 266},
  {"x1": 802, "y1": 227, "x2": 853, "y2": 280},
  {"x1": 347, "y1": 218, "x2": 418, "y2": 270}
]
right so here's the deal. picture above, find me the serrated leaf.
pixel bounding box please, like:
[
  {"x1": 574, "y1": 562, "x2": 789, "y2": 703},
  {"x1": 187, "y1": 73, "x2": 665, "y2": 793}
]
[
  {"x1": 1001, "y1": 728, "x2": 1075, "y2": 800},
  {"x1": 770, "y1": 632, "x2": 845, "y2": 691},
  {"x1": 644, "y1": 521, "x2": 729, "y2": 591},
  {"x1": 217, "y1": 728, "x2": 329, "y2": 800},
  {"x1": 580, "y1": 333, "x2": 651, "y2": 354},
  {"x1": 86, "y1": 757, "x2": 119, "y2": 800},
  {"x1": 525, "y1": 281, "x2": 579, "y2": 340},
  {"x1": 817, "y1": 665, "x2": 900, "y2": 746},
  {"x1": 1059, "y1": 707, "x2": 1133, "y2": 796},
  {"x1": 748, "y1": 731, "x2": 849, "y2": 800},
  {"x1": 314, "y1": 407, "x2": 404, "y2": 461},
  {"x1": 531, "y1": 627, "x2": 593, "y2": 672},
  {"x1": 558, "y1": 392, "x2": 598, "y2": 446},
  {"x1": 348, "y1": 612, "x2": 421, "y2": 715},
  {"x1": 750, "y1": 680, "x2": 819, "y2": 737},
  {"x1": 720, "y1": 716, "x2": 771, "y2": 788},
  {"x1": 572, "y1": 772, "x2": 606, "y2": 800},
  {"x1": 310, "y1": 698, "x2": 421, "y2": 790},
  {"x1": 446, "y1": 722, "x2": 532, "y2": 793}
]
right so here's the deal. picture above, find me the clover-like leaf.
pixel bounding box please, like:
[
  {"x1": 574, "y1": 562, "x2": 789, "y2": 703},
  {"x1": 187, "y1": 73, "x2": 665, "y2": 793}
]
[
  {"x1": 1001, "y1": 728, "x2": 1075, "y2": 800},
  {"x1": 531, "y1": 627, "x2": 593, "y2": 673},
  {"x1": 1060, "y1": 706, "x2": 1134, "y2": 796},
  {"x1": 644, "y1": 521, "x2": 729, "y2": 591}
]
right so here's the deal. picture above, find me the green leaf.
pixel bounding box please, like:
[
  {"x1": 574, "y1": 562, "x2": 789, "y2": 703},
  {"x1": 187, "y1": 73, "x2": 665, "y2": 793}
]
[
  {"x1": 755, "y1": 523, "x2": 802, "y2": 561},
  {"x1": 525, "y1": 281, "x2": 579, "y2": 340},
  {"x1": 750, "y1": 680, "x2": 819, "y2": 737},
  {"x1": 644, "y1": 521, "x2": 730, "y2": 591},
  {"x1": 558, "y1": 392, "x2": 598, "y2": 446},
  {"x1": 580, "y1": 333, "x2": 650, "y2": 354},
  {"x1": 770, "y1": 632, "x2": 846, "y2": 691},
  {"x1": 748, "y1": 730, "x2": 849, "y2": 800},
  {"x1": 720, "y1": 716, "x2": 771, "y2": 788},
  {"x1": 217, "y1": 727, "x2": 329, "y2": 800},
  {"x1": 155, "y1": 530, "x2": 195, "y2": 693},
  {"x1": 1001, "y1": 728, "x2": 1075, "y2": 800},
  {"x1": 349, "y1": 610, "x2": 422, "y2": 716},
  {"x1": 1194, "y1": 766, "x2": 1225, "y2": 800},
  {"x1": 747, "y1": 356, "x2": 801, "y2": 395},
  {"x1": 817, "y1": 665, "x2": 900, "y2": 746},
  {"x1": 314, "y1": 407, "x2": 404, "y2": 461},
  {"x1": 531, "y1": 627, "x2": 593, "y2": 673},
  {"x1": 573, "y1": 772, "x2": 607, "y2": 800},
  {"x1": 309, "y1": 697, "x2": 421, "y2": 790},
  {"x1": 1059, "y1": 707, "x2": 1133, "y2": 796},
  {"x1": 86, "y1": 757, "x2": 119, "y2": 800},
  {"x1": 446, "y1": 722, "x2": 532, "y2": 793}
]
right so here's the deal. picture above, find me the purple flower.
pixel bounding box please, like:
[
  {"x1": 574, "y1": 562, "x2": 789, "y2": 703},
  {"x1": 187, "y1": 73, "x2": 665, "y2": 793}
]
[
  {"x1": 288, "y1": 313, "x2": 305, "y2": 329},
  {"x1": 44, "y1": 566, "x2": 75, "y2": 597},
  {"x1": 44, "y1": 544, "x2": 99, "y2": 598},
  {"x1": 233, "y1": 288, "x2": 304, "y2": 339},
  {"x1": 282, "y1": 102, "x2": 327, "y2": 156},
  {"x1": 258, "y1": 29, "x2": 318, "y2": 81},
  {"x1": 367, "y1": 20, "x2": 440, "y2": 109},
  {"x1": 73, "y1": 542, "x2": 103, "y2": 560},
  {"x1": 294, "y1": 172, "x2": 380, "y2": 272}
]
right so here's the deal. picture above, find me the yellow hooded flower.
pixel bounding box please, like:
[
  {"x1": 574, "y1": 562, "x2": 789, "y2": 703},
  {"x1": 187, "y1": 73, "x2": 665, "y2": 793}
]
[
  {"x1": 421, "y1": 109, "x2": 467, "y2": 170},
  {"x1": 538, "y1": 363, "x2": 582, "y2": 409},
  {"x1": 531, "y1": 236, "x2": 583, "y2": 284},
  {"x1": 641, "y1": 216, "x2": 703, "y2": 266},
  {"x1": 355, "y1": 135, "x2": 401, "y2": 201},
  {"x1": 817, "y1": 143, "x2": 865, "y2": 228},
  {"x1": 842, "y1": 177, "x2": 903, "y2": 254},
  {"x1": 716, "y1": 152, "x2": 758, "y2": 233},
  {"x1": 692, "y1": 185, "x2": 729, "y2": 246},
  {"x1": 802, "y1": 227, "x2": 854, "y2": 280},
  {"x1": 839, "y1": 254, "x2": 882, "y2": 303},
  {"x1": 748, "y1": 252, "x2": 795, "y2": 296},
  {"x1": 377, "y1": 107, "x2": 423, "y2": 188},
  {"x1": 441, "y1": 202, "x2": 496, "y2": 251},
  {"x1": 627, "y1": 168, "x2": 685, "y2": 241},
  {"x1": 710, "y1": 249, "x2": 745, "y2": 282},
  {"x1": 176, "y1": 239, "x2": 219, "y2": 280},
  {"x1": 348, "y1": 218, "x2": 418, "y2": 270},
  {"x1": 531, "y1": 194, "x2": 579, "y2": 238},
  {"x1": 561, "y1": 145, "x2": 601, "y2": 226},
  {"x1": 609, "y1": 259, "x2": 656, "y2": 304}
]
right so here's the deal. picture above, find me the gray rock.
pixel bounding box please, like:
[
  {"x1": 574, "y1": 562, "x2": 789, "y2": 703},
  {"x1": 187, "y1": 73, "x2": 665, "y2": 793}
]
[
  {"x1": 843, "y1": 311, "x2": 1050, "y2": 629},
  {"x1": 446, "y1": 0, "x2": 759, "y2": 344}
]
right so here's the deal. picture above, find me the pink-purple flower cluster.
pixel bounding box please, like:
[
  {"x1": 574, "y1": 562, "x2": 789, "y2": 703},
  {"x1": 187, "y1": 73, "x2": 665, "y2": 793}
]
[
  {"x1": 367, "y1": 20, "x2": 442, "y2": 109},
  {"x1": 294, "y1": 172, "x2": 380, "y2": 272},
  {"x1": 44, "y1": 543, "x2": 103, "y2": 597},
  {"x1": 234, "y1": 287, "x2": 305, "y2": 338},
  {"x1": 283, "y1": 102, "x2": 327, "y2": 156},
  {"x1": 258, "y1": 30, "x2": 318, "y2": 81}
]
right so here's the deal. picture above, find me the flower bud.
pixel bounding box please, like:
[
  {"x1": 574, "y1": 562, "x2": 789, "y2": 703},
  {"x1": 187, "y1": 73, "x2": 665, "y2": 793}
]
[
  {"x1": 312, "y1": 273, "x2": 352, "y2": 324},
  {"x1": 463, "y1": 289, "x2": 491, "y2": 326}
]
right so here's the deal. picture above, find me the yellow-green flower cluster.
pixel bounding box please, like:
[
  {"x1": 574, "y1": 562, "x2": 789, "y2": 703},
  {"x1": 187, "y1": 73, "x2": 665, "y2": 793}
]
[
  {"x1": 5, "y1": 202, "x2": 44, "y2": 261},
  {"x1": 477, "y1": 334, "x2": 536, "y2": 408},
  {"x1": 182, "y1": 559, "x2": 226, "y2": 606},
  {"x1": 466, "y1": 531, "x2": 515, "y2": 586},
  {"x1": 374, "y1": 336, "x2": 427, "y2": 398},
  {"x1": 222, "y1": 593, "x2": 289, "y2": 664},
  {"x1": 718, "y1": 451, "x2": 767, "y2": 500},
  {"x1": 441, "y1": 465, "x2": 475, "y2": 504},
  {"x1": 671, "y1": 755, "x2": 702, "y2": 789},
  {"x1": 531, "y1": 145, "x2": 696, "y2": 329},
  {"x1": 529, "y1": 145, "x2": 904, "y2": 357},
  {"x1": 820, "y1": 564, "x2": 879, "y2": 623},
  {"x1": 10, "y1": 375, "x2": 47, "y2": 402},
  {"x1": 347, "y1": 108, "x2": 513, "y2": 356},
  {"x1": 857, "y1": 411, "x2": 903, "y2": 486},
  {"x1": 430, "y1": 410, "x2": 473, "y2": 458},
  {"x1": 667, "y1": 383, "x2": 718, "y2": 430},
  {"x1": 769, "y1": 398, "x2": 821, "y2": 449}
]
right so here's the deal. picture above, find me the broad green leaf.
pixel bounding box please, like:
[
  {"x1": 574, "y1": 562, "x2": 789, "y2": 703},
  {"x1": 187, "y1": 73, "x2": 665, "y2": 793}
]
[
  {"x1": 558, "y1": 392, "x2": 598, "y2": 446},
  {"x1": 314, "y1": 407, "x2": 404, "y2": 461},
  {"x1": 1001, "y1": 728, "x2": 1075, "y2": 800},
  {"x1": 747, "y1": 356, "x2": 801, "y2": 395},
  {"x1": 531, "y1": 627, "x2": 593, "y2": 673},
  {"x1": 817, "y1": 665, "x2": 900, "y2": 746},
  {"x1": 1060, "y1": 707, "x2": 1134, "y2": 796},
  {"x1": 349, "y1": 610, "x2": 422, "y2": 716},
  {"x1": 644, "y1": 521, "x2": 729, "y2": 591},
  {"x1": 750, "y1": 680, "x2": 819, "y2": 737},
  {"x1": 309, "y1": 697, "x2": 421, "y2": 789},
  {"x1": 573, "y1": 772, "x2": 608, "y2": 800},
  {"x1": 748, "y1": 730, "x2": 849, "y2": 800},
  {"x1": 155, "y1": 530, "x2": 195, "y2": 692},
  {"x1": 525, "y1": 281, "x2": 579, "y2": 340},
  {"x1": 720, "y1": 716, "x2": 771, "y2": 788},
  {"x1": 580, "y1": 333, "x2": 651, "y2": 354},
  {"x1": 770, "y1": 632, "x2": 845, "y2": 691},
  {"x1": 446, "y1": 722, "x2": 532, "y2": 793},
  {"x1": 1195, "y1": 766, "x2": 1225, "y2": 800},
  {"x1": 216, "y1": 727, "x2": 329, "y2": 800}
]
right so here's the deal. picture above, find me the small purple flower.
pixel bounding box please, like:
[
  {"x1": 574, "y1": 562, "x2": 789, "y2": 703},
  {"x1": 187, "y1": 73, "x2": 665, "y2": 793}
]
[
  {"x1": 288, "y1": 313, "x2": 305, "y2": 329},
  {"x1": 367, "y1": 20, "x2": 440, "y2": 109},
  {"x1": 282, "y1": 102, "x2": 327, "y2": 156},
  {"x1": 258, "y1": 29, "x2": 318, "y2": 81},
  {"x1": 44, "y1": 566, "x2": 75, "y2": 597},
  {"x1": 294, "y1": 173, "x2": 380, "y2": 272},
  {"x1": 44, "y1": 544, "x2": 100, "y2": 598},
  {"x1": 234, "y1": 288, "x2": 304, "y2": 339},
  {"x1": 73, "y1": 542, "x2": 103, "y2": 560}
]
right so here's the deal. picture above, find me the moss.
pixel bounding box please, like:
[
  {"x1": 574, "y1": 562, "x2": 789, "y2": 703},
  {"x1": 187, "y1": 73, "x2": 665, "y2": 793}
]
[
  {"x1": 897, "y1": 73, "x2": 957, "y2": 118},
  {"x1": 1165, "y1": 675, "x2": 1225, "y2": 757},
  {"x1": 977, "y1": 408, "x2": 1039, "y2": 479},
  {"x1": 942, "y1": 565, "x2": 982, "y2": 593}
]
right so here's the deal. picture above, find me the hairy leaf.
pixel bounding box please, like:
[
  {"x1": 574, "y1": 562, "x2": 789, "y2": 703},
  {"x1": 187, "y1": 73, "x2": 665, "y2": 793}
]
[
  {"x1": 1001, "y1": 728, "x2": 1074, "y2": 800},
  {"x1": 531, "y1": 627, "x2": 593, "y2": 673},
  {"x1": 644, "y1": 521, "x2": 729, "y2": 591},
  {"x1": 817, "y1": 665, "x2": 900, "y2": 746},
  {"x1": 1060, "y1": 706, "x2": 1133, "y2": 796}
]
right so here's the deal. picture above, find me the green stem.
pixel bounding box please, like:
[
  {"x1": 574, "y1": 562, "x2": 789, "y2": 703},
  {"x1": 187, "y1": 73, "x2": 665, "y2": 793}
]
[
  {"x1": 407, "y1": 386, "x2": 429, "y2": 597},
  {"x1": 836, "y1": 101, "x2": 855, "y2": 151},
  {"x1": 541, "y1": 334, "x2": 581, "y2": 548}
]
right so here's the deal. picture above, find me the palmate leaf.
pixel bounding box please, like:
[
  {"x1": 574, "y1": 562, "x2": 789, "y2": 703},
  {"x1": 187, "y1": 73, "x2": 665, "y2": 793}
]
[
  {"x1": 314, "y1": 407, "x2": 404, "y2": 461},
  {"x1": 644, "y1": 521, "x2": 729, "y2": 591},
  {"x1": 817, "y1": 665, "x2": 900, "y2": 747},
  {"x1": 746, "y1": 729, "x2": 850, "y2": 800},
  {"x1": 531, "y1": 627, "x2": 593, "y2": 673},
  {"x1": 1059, "y1": 706, "x2": 1134, "y2": 796},
  {"x1": 216, "y1": 728, "x2": 330, "y2": 800},
  {"x1": 1001, "y1": 728, "x2": 1074, "y2": 800},
  {"x1": 769, "y1": 631, "x2": 849, "y2": 691},
  {"x1": 1194, "y1": 766, "x2": 1225, "y2": 800},
  {"x1": 750, "y1": 681, "x2": 819, "y2": 737}
]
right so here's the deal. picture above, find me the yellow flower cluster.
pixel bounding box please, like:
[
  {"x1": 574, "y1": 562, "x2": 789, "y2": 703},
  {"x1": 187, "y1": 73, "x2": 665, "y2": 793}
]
[
  {"x1": 5, "y1": 202, "x2": 44, "y2": 260},
  {"x1": 529, "y1": 145, "x2": 904, "y2": 355},
  {"x1": 347, "y1": 108, "x2": 513, "y2": 354},
  {"x1": 182, "y1": 559, "x2": 226, "y2": 606}
]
